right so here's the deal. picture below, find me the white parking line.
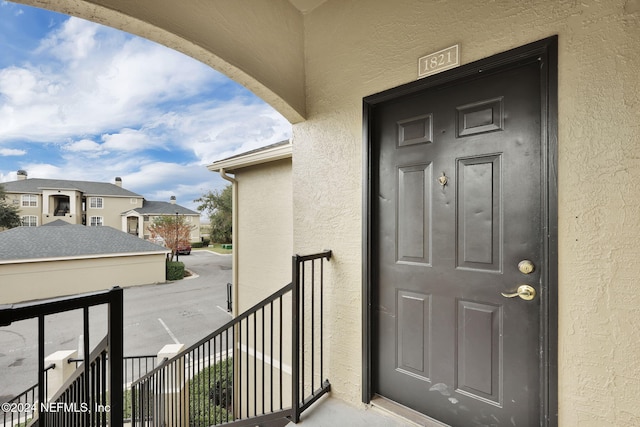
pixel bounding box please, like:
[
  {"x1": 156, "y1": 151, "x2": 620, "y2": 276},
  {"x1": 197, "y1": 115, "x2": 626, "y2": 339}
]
[
  {"x1": 216, "y1": 306, "x2": 233, "y2": 317},
  {"x1": 158, "y1": 318, "x2": 180, "y2": 344},
  {"x1": 195, "y1": 249, "x2": 232, "y2": 257}
]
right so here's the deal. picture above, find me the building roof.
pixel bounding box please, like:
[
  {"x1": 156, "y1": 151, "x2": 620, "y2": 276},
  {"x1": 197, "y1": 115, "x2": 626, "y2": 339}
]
[
  {"x1": 208, "y1": 140, "x2": 292, "y2": 172},
  {"x1": 2, "y1": 178, "x2": 143, "y2": 198},
  {"x1": 0, "y1": 223, "x2": 169, "y2": 264},
  {"x1": 129, "y1": 200, "x2": 199, "y2": 216}
]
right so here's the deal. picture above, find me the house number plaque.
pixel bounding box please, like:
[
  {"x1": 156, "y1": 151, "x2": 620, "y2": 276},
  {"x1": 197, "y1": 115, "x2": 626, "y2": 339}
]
[{"x1": 418, "y1": 44, "x2": 459, "y2": 79}]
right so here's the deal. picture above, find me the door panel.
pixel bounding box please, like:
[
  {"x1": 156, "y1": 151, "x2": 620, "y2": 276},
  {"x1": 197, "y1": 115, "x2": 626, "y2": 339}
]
[
  {"x1": 372, "y1": 60, "x2": 543, "y2": 426},
  {"x1": 397, "y1": 164, "x2": 432, "y2": 265},
  {"x1": 456, "y1": 155, "x2": 502, "y2": 271}
]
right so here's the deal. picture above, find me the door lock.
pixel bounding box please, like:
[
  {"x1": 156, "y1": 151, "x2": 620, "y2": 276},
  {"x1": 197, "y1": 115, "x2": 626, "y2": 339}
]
[
  {"x1": 501, "y1": 284, "x2": 536, "y2": 301},
  {"x1": 518, "y1": 260, "x2": 535, "y2": 274}
]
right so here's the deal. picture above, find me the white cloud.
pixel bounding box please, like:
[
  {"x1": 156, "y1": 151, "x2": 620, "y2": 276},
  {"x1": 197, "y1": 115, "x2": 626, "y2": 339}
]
[
  {"x1": 0, "y1": 148, "x2": 26, "y2": 156},
  {"x1": 36, "y1": 17, "x2": 99, "y2": 62},
  {"x1": 61, "y1": 138, "x2": 106, "y2": 159},
  {"x1": 161, "y1": 98, "x2": 292, "y2": 164},
  {"x1": 101, "y1": 128, "x2": 157, "y2": 152},
  {"x1": 0, "y1": 17, "x2": 227, "y2": 144},
  {"x1": 0, "y1": 11, "x2": 290, "y2": 209}
]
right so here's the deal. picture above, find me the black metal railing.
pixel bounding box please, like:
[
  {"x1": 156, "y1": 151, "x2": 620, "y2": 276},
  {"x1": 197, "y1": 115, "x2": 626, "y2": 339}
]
[
  {"x1": 226, "y1": 282, "x2": 233, "y2": 312},
  {"x1": 42, "y1": 336, "x2": 109, "y2": 426},
  {"x1": 124, "y1": 355, "x2": 159, "y2": 388},
  {"x1": 0, "y1": 287, "x2": 123, "y2": 427},
  {"x1": 131, "y1": 250, "x2": 331, "y2": 427},
  {"x1": 2, "y1": 383, "x2": 38, "y2": 427},
  {"x1": 1, "y1": 363, "x2": 55, "y2": 427},
  {"x1": 291, "y1": 251, "x2": 332, "y2": 422}
]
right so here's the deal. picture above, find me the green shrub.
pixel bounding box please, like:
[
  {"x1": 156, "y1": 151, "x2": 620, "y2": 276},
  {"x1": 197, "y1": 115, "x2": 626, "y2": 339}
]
[
  {"x1": 202, "y1": 238, "x2": 210, "y2": 247},
  {"x1": 191, "y1": 241, "x2": 203, "y2": 248},
  {"x1": 166, "y1": 261, "x2": 185, "y2": 281},
  {"x1": 189, "y1": 357, "x2": 234, "y2": 425}
]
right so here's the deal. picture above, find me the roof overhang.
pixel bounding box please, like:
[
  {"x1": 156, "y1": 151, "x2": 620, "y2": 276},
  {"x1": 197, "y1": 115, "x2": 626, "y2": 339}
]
[
  {"x1": 208, "y1": 140, "x2": 292, "y2": 173},
  {"x1": 288, "y1": 0, "x2": 327, "y2": 14}
]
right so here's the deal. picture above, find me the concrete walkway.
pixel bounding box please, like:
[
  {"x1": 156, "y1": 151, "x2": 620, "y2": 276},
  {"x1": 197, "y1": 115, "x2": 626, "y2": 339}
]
[{"x1": 284, "y1": 397, "x2": 418, "y2": 427}]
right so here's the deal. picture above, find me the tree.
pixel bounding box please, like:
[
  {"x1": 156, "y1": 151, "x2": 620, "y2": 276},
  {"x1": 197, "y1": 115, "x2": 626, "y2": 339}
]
[
  {"x1": 148, "y1": 215, "x2": 195, "y2": 261},
  {"x1": 195, "y1": 185, "x2": 232, "y2": 244},
  {"x1": 0, "y1": 184, "x2": 21, "y2": 230}
]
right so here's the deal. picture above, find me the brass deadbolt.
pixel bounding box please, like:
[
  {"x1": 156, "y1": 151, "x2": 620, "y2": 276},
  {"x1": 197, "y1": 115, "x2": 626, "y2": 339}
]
[{"x1": 518, "y1": 260, "x2": 535, "y2": 275}]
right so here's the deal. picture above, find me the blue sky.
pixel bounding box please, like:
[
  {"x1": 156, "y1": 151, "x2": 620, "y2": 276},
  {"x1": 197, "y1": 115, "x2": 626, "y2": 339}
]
[{"x1": 0, "y1": 1, "x2": 292, "y2": 215}]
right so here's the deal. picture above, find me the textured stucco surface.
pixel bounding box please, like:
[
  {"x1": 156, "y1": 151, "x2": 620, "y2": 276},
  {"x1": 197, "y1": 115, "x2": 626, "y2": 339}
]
[
  {"x1": 296, "y1": 0, "x2": 640, "y2": 424},
  {"x1": 236, "y1": 159, "x2": 293, "y2": 311},
  {"x1": 0, "y1": 254, "x2": 166, "y2": 304},
  {"x1": 234, "y1": 159, "x2": 294, "y2": 401},
  {"x1": 5, "y1": 0, "x2": 640, "y2": 424}
]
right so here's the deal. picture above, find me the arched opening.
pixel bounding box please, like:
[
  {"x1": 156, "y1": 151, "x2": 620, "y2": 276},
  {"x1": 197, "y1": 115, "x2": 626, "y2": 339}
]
[
  {"x1": 0, "y1": 2, "x2": 301, "y2": 411},
  {"x1": 12, "y1": 0, "x2": 307, "y2": 123},
  {"x1": 0, "y1": 1, "x2": 295, "y2": 214}
]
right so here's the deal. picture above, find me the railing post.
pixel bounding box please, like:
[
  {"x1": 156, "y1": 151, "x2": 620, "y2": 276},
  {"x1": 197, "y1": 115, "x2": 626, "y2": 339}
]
[
  {"x1": 291, "y1": 255, "x2": 301, "y2": 423},
  {"x1": 156, "y1": 344, "x2": 187, "y2": 427},
  {"x1": 108, "y1": 286, "x2": 124, "y2": 427},
  {"x1": 38, "y1": 315, "x2": 46, "y2": 427},
  {"x1": 44, "y1": 350, "x2": 77, "y2": 400}
]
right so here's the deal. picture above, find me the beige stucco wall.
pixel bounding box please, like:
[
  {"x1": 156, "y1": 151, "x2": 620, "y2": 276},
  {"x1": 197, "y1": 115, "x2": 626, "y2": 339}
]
[
  {"x1": 5, "y1": 191, "x2": 145, "y2": 227},
  {"x1": 232, "y1": 158, "x2": 295, "y2": 416},
  {"x1": 5, "y1": 0, "x2": 639, "y2": 424},
  {"x1": 0, "y1": 253, "x2": 166, "y2": 304},
  {"x1": 235, "y1": 158, "x2": 293, "y2": 312},
  {"x1": 5, "y1": 193, "x2": 41, "y2": 224},
  {"x1": 87, "y1": 196, "x2": 140, "y2": 229},
  {"x1": 295, "y1": 1, "x2": 640, "y2": 425}
]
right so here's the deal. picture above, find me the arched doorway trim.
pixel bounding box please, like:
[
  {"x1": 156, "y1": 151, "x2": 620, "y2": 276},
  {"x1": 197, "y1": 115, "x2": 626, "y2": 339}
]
[{"x1": 17, "y1": 0, "x2": 306, "y2": 123}]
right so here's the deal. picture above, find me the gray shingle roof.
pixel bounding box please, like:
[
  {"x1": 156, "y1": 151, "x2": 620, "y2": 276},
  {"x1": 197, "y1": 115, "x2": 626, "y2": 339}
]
[
  {"x1": 2, "y1": 178, "x2": 143, "y2": 198},
  {"x1": 132, "y1": 200, "x2": 199, "y2": 216},
  {"x1": 0, "y1": 223, "x2": 169, "y2": 262}
]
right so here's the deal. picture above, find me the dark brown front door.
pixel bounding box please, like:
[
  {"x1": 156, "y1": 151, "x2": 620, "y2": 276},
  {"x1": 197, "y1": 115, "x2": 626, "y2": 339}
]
[{"x1": 368, "y1": 43, "x2": 555, "y2": 426}]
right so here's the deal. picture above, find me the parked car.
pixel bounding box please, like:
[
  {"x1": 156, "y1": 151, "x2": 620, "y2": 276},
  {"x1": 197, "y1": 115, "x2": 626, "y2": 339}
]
[{"x1": 177, "y1": 244, "x2": 191, "y2": 255}]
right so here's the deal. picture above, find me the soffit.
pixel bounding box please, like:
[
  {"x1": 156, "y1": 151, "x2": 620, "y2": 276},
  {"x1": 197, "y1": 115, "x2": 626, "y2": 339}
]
[
  {"x1": 208, "y1": 140, "x2": 292, "y2": 172},
  {"x1": 288, "y1": 0, "x2": 327, "y2": 14}
]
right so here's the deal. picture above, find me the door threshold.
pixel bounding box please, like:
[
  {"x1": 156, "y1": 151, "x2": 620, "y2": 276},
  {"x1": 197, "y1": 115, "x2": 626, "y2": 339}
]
[{"x1": 370, "y1": 395, "x2": 449, "y2": 427}]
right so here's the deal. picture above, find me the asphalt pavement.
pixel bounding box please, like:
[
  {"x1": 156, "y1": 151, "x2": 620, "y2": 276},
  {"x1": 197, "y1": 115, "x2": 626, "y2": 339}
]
[{"x1": 0, "y1": 250, "x2": 232, "y2": 402}]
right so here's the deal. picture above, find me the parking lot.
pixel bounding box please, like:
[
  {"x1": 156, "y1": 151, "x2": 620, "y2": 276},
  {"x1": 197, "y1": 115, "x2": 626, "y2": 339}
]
[{"x1": 0, "y1": 250, "x2": 232, "y2": 402}]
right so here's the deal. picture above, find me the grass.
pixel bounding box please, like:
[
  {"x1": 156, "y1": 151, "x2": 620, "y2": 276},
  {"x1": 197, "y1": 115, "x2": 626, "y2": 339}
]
[{"x1": 195, "y1": 244, "x2": 232, "y2": 255}]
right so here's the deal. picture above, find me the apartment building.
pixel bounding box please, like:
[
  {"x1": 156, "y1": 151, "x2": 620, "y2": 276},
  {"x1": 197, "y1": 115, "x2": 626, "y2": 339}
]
[{"x1": 2, "y1": 170, "x2": 200, "y2": 242}]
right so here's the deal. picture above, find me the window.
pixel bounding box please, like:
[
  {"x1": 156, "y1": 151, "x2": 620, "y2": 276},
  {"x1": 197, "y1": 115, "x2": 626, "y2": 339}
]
[
  {"x1": 21, "y1": 216, "x2": 38, "y2": 227},
  {"x1": 90, "y1": 216, "x2": 103, "y2": 226},
  {"x1": 21, "y1": 194, "x2": 38, "y2": 207},
  {"x1": 89, "y1": 197, "x2": 103, "y2": 209},
  {"x1": 130, "y1": 198, "x2": 138, "y2": 204}
]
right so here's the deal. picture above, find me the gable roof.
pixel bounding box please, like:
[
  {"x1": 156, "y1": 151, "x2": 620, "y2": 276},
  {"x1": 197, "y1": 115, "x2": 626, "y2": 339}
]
[
  {"x1": 2, "y1": 178, "x2": 143, "y2": 198},
  {"x1": 130, "y1": 200, "x2": 199, "y2": 216},
  {"x1": 0, "y1": 223, "x2": 169, "y2": 264}
]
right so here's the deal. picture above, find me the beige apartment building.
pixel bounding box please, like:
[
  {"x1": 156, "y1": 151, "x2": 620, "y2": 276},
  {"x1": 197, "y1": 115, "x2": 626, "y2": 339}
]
[{"x1": 2, "y1": 170, "x2": 201, "y2": 242}]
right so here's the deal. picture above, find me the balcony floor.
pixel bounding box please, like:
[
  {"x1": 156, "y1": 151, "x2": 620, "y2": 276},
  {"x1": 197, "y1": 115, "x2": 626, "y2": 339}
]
[{"x1": 285, "y1": 396, "x2": 448, "y2": 427}]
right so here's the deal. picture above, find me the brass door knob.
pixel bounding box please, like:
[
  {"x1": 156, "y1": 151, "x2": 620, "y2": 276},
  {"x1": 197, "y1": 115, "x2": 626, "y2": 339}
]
[{"x1": 501, "y1": 284, "x2": 536, "y2": 301}]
